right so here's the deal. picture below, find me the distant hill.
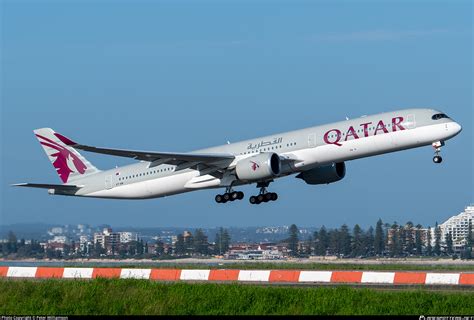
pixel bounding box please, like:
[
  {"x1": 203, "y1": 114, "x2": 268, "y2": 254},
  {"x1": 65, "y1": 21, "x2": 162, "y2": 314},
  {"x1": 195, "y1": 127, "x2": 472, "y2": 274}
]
[
  {"x1": 0, "y1": 223, "x2": 56, "y2": 240},
  {"x1": 0, "y1": 223, "x2": 315, "y2": 243}
]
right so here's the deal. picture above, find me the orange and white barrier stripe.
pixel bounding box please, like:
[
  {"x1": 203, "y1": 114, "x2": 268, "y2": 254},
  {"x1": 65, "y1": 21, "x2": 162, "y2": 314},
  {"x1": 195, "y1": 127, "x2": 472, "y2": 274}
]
[{"x1": 0, "y1": 266, "x2": 473, "y2": 285}]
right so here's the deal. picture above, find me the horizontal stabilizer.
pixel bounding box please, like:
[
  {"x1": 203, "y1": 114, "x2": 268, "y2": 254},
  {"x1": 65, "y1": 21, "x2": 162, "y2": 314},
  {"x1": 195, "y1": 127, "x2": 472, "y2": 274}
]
[{"x1": 12, "y1": 183, "x2": 83, "y2": 191}]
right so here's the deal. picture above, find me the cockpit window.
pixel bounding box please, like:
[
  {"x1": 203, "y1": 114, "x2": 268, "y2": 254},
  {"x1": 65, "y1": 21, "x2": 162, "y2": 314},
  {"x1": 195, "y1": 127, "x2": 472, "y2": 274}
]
[{"x1": 432, "y1": 113, "x2": 450, "y2": 120}]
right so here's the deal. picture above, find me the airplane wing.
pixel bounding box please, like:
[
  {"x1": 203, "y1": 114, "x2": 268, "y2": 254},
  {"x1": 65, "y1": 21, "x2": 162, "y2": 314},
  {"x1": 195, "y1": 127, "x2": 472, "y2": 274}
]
[
  {"x1": 12, "y1": 183, "x2": 83, "y2": 190},
  {"x1": 53, "y1": 132, "x2": 235, "y2": 170}
]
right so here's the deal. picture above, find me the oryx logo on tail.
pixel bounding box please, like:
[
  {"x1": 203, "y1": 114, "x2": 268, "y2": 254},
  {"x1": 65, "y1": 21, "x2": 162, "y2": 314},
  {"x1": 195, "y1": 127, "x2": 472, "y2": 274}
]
[
  {"x1": 33, "y1": 128, "x2": 100, "y2": 184},
  {"x1": 36, "y1": 134, "x2": 87, "y2": 183}
]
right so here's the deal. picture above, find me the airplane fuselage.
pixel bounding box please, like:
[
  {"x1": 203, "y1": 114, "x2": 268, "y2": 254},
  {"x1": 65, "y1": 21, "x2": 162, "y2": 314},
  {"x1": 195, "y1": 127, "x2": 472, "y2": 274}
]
[{"x1": 56, "y1": 108, "x2": 461, "y2": 200}]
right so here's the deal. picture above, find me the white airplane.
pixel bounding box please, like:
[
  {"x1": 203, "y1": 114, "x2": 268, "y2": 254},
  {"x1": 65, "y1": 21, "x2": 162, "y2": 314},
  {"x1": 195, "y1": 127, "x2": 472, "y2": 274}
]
[{"x1": 14, "y1": 108, "x2": 462, "y2": 205}]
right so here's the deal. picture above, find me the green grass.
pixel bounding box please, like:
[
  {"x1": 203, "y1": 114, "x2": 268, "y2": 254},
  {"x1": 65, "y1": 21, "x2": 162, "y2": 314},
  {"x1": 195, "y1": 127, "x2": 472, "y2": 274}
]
[{"x1": 0, "y1": 279, "x2": 472, "y2": 315}]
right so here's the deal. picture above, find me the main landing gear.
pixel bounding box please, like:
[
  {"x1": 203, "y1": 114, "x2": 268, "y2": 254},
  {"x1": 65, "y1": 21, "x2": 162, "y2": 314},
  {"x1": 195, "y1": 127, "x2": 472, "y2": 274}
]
[
  {"x1": 432, "y1": 141, "x2": 444, "y2": 164},
  {"x1": 215, "y1": 186, "x2": 244, "y2": 204},
  {"x1": 249, "y1": 182, "x2": 278, "y2": 205}
]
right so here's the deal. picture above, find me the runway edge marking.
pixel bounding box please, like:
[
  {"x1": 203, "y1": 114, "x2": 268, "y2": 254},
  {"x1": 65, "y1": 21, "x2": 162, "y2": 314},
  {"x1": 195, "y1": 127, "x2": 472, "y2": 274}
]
[{"x1": 0, "y1": 267, "x2": 473, "y2": 286}]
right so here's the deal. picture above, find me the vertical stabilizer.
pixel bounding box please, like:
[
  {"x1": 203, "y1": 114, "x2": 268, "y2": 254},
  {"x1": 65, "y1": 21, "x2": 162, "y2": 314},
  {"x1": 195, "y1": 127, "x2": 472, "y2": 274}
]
[{"x1": 34, "y1": 128, "x2": 100, "y2": 183}]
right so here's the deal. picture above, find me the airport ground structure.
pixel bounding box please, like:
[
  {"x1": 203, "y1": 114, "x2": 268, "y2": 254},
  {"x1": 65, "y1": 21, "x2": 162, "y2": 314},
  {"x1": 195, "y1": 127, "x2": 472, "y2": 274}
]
[{"x1": 1, "y1": 266, "x2": 474, "y2": 287}]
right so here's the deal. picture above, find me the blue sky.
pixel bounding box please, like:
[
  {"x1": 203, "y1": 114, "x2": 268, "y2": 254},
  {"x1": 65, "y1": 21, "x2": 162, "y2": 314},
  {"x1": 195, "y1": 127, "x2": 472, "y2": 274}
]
[{"x1": 1, "y1": 1, "x2": 472, "y2": 229}]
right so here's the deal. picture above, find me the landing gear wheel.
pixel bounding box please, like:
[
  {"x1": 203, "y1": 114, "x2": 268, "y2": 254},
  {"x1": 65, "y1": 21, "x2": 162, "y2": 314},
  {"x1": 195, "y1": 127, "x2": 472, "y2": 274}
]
[
  {"x1": 230, "y1": 192, "x2": 239, "y2": 201},
  {"x1": 264, "y1": 193, "x2": 273, "y2": 202},
  {"x1": 223, "y1": 193, "x2": 231, "y2": 202},
  {"x1": 216, "y1": 188, "x2": 244, "y2": 204},
  {"x1": 249, "y1": 196, "x2": 257, "y2": 204},
  {"x1": 250, "y1": 181, "x2": 279, "y2": 204},
  {"x1": 433, "y1": 155, "x2": 443, "y2": 164}
]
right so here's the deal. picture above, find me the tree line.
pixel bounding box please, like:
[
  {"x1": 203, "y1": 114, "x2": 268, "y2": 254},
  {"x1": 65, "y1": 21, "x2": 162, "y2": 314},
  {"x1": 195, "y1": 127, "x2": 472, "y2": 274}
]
[
  {"x1": 286, "y1": 219, "x2": 473, "y2": 259},
  {"x1": 0, "y1": 227, "x2": 232, "y2": 259}
]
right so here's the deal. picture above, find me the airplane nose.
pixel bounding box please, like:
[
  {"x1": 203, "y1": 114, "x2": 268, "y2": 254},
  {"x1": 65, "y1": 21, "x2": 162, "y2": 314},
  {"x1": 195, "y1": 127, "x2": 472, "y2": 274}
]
[{"x1": 451, "y1": 122, "x2": 462, "y2": 135}]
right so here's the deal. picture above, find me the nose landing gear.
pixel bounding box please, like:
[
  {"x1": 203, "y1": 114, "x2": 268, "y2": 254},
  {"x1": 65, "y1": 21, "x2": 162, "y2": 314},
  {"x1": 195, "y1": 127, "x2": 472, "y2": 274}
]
[
  {"x1": 433, "y1": 155, "x2": 443, "y2": 164},
  {"x1": 432, "y1": 141, "x2": 445, "y2": 164}
]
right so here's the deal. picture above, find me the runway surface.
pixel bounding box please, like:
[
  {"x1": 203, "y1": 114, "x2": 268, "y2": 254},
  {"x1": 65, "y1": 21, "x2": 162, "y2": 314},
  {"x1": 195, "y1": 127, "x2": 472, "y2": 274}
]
[{"x1": 1, "y1": 266, "x2": 473, "y2": 287}]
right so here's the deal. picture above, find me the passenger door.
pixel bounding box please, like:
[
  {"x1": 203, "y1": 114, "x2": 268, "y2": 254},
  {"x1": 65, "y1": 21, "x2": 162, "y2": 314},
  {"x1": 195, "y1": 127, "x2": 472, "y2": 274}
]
[
  {"x1": 308, "y1": 134, "x2": 316, "y2": 148},
  {"x1": 405, "y1": 114, "x2": 416, "y2": 129},
  {"x1": 105, "y1": 176, "x2": 113, "y2": 190}
]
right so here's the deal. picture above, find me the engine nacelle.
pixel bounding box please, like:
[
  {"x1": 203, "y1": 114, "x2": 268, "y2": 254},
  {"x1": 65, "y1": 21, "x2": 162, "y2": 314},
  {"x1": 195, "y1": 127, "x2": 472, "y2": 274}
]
[
  {"x1": 296, "y1": 162, "x2": 346, "y2": 185},
  {"x1": 236, "y1": 153, "x2": 281, "y2": 181}
]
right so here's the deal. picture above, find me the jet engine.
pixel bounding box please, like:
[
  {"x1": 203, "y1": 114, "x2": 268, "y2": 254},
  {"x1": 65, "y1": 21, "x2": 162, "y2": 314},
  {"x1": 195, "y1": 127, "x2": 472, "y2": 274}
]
[
  {"x1": 296, "y1": 162, "x2": 346, "y2": 185},
  {"x1": 235, "y1": 153, "x2": 281, "y2": 181}
]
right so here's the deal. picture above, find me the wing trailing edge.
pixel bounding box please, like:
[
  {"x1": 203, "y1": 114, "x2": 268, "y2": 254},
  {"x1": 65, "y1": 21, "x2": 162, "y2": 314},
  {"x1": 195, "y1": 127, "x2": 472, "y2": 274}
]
[{"x1": 51, "y1": 131, "x2": 235, "y2": 169}]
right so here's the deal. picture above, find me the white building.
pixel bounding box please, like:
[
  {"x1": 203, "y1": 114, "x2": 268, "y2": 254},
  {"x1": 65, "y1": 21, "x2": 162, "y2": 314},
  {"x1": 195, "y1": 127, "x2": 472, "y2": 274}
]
[
  {"x1": 436, "y1": 205, "x2": 473, "y2": 252},
  {"x1": 48, "y1": 235, "x2": 68, "y2": 244},
  {"x1": 93, "y1": 233, "x2": 106, "y2": 248},
  {"x1": 119, "y1": 232, "x2": 138, "y2": 243},
  {"x1": 79, "y1": 235, "x2": 90, "y2": 252}
]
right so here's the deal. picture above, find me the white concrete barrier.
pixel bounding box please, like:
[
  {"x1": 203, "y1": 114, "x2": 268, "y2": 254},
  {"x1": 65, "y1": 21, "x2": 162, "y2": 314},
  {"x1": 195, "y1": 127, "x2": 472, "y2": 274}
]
[
  {"x1": 120, "y1": 268, "x2": 151, "y2": 279},
  {"x1": 238, "y1": 270, "x2": 270, "y2": 282},
  {"x1": 1, "y1": 266, "x2": 470, "y2": 287},
  {"x1": 425, "y1": 273, "x2": 460, "y2": 285},
  {"x1": 6, "y1": 267, "x2": 37, "y2": 278},
  {"x1": 298, "y1": 271, "x2": 333, "y2": 283},
  {"x1": 180, "y1": 270, "x2": 210, "y2": 281},
  {"x1": 361, "y1": 272, "x2": 395, "y2": 284},
  {"x1": 63, "y1": 268, "x2": 94, "y2": 279}
]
